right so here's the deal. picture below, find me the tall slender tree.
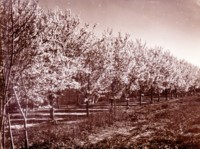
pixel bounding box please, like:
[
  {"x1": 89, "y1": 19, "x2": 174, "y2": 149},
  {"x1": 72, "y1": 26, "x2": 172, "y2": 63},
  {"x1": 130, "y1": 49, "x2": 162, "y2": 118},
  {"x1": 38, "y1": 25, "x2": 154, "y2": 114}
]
[{"x1": 0, "y1": 0, "x2": 43, "y2": 148}]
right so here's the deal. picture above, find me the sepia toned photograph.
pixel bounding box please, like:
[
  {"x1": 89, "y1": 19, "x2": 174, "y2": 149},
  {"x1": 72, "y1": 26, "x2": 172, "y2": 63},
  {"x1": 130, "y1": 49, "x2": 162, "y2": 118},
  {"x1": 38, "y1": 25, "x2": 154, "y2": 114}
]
[{"x1": 0, "y1": 0, "x2": 200, "y2": 148}]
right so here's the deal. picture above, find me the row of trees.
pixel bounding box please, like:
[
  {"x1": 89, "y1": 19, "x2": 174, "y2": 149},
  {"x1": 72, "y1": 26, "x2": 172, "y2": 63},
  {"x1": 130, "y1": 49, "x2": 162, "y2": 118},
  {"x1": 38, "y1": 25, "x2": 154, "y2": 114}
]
[{"x1": 1, "y1": 0, "x2": 200, "y2": 148}]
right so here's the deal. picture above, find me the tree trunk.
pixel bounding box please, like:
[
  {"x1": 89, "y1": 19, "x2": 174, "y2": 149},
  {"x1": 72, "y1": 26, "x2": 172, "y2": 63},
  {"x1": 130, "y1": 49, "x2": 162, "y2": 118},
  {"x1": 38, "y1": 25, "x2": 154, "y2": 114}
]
[
  {"x1": 174, "y1": 88, "x2": 178, "y2": 98},
  {"x1": 50, "y1": 107, "x2": 54, "y2": 120},
  {"x1": 86, "y1": 101, "x2": 89, "y2": 117},
  {"x1": 126, "y1": 98, "x2": 129, "y2": 109},
  {"x1": 0, "y1": 19, "x2": 3, "y2": 148},
  {"x1": 56, "y1": 98, "x2": 59, "y2": 109},
  {"x1": 193, "y1": 87, "x2": 197, "y2": 96},
  {"x1": 110, "y1": 98, "x2": 114, "y2": 109},
  {"x1": 0, "y1": 7, "x2": 3, "y2": 148},
  {"x1": 139, "y1": 90, "x2": 142, "y2": 105},
  {"x1": 48, "y1": 93, "x2": 55, "y2": 121},
  {"x1": 150, "y1": 86, "x2": 153, "y2": 104},
  {"x1": 24, "y1": 119, "x2": 29, "y2": 148},
  {"x1": 8, "y1": 114, "x2": 14, "y2": 149},
  {"x1": 13, "y1": 87, "x2": 29, "y2": 149},
  {"x1": 157, "y1": 90, "x2": 160, "y2": 102},
  {"x1": 169, "y1": 88, "x2": 173, "y2": 99},
  {"x1": 165, "y1": 89, "x2": 168, "y2": 100},
  {"x1": 0, "y1": 131, "x2": 2, "y2": 149},
  {"x1": 113, "y1": 99, "x2": 116, "y2": 119},
  {"x1": 2, "y1": 123, "x2": 5, "y2": 149}
]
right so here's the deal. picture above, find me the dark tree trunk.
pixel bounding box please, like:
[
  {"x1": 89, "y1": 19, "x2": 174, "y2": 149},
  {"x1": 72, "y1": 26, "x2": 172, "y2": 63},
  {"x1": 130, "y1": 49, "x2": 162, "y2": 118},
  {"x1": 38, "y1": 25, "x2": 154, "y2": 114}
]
[
  {"x1": 193, "y1": 87, "x2": 197, "y2": 95},
  {"x1": 48, "y1": 93, "x2": 55, "y2": 121},
  {"x1": 169, "y1": 88, "x2": 173, "y2": 99},
  {"x1": 86, "y1": 101, "x2": 89, "y2": 117},
  {"x1": 56, "y1": 98, "x2": 59, "y2": 109},
  {"x1": 150, "y1": 86, "x2": 153, "y2": 104},
  {"x1": 8, "y1": 114, "x2": 14, "y2": 149},
  {"x1": 174, "y1": 88, "x2": 178, "y2": 98},
  {"x1": 110, "y1": 98, "x2": 114, "y2": 108},
  {"x1": 50, "y1": 107, "x2": 54, "y2": 120},
  {"x1": 165, "y1": 89, "x2": 168, "y2": 100},
  {"x1": 139, "y1": 90, "x2": 143, "y2": 105},
  {"x1": 24, "y1": 119, "x2": 29, "y2": 149},
  {"x1": 157, "y1": 90, "x2": 160, "y2": 102},
  {"x1": 126, "y1": 98, "x2": 129, "y2": 109}
]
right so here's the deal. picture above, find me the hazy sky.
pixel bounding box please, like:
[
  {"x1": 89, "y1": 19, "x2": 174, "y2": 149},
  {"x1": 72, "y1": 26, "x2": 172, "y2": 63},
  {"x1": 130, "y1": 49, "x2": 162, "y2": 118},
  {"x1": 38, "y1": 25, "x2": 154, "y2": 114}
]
[{"x1": 39, "y1": 0, "x2": 200, "y2": 66}]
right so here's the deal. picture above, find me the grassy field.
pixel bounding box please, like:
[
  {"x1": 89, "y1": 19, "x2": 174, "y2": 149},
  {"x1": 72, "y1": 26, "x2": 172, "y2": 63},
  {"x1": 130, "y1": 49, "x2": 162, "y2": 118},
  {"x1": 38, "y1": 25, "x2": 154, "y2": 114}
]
[{"x1": 11, "y1": 96, "x2": 200, "y2": 148}]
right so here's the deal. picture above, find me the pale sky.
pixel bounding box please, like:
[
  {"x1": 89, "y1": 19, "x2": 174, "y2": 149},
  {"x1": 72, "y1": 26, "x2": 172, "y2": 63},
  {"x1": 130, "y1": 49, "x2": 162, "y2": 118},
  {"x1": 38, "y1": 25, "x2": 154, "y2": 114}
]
[{"x1": 39, "y1": 0, "x2": 200, "y2": 67}]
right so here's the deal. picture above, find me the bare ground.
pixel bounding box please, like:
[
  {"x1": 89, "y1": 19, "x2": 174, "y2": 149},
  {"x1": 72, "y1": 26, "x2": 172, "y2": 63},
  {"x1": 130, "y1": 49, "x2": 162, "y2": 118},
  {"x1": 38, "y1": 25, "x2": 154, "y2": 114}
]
[
  {"x1": 82, "y1": 96, "x2": 200, "y2": 148},
  {"x1": 13, "y1": 96, "x2": 200, "y2": 148}
]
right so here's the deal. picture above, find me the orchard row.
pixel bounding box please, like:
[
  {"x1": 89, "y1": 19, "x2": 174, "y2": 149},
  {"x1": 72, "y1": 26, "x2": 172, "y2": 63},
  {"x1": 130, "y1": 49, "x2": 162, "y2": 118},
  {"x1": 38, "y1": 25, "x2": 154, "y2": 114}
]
[{"x1": 1, "y1": 0, "x2": 200, "y2": 107}]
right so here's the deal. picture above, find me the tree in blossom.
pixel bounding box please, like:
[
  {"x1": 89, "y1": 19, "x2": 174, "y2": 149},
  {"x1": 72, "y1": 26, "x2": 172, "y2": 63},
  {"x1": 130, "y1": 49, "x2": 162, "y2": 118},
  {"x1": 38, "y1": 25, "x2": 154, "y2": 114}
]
[{"x1": 0, "y1": 0, "x2": 44, "y2": 148}]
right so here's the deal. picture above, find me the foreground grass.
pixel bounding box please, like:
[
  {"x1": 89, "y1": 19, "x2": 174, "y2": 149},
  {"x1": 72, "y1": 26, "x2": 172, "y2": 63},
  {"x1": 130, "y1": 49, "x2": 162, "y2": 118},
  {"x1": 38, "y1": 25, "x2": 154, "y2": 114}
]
[{"x1": 11, "y1": 96, "x2": 200, "y2": 148}]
